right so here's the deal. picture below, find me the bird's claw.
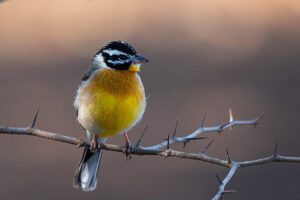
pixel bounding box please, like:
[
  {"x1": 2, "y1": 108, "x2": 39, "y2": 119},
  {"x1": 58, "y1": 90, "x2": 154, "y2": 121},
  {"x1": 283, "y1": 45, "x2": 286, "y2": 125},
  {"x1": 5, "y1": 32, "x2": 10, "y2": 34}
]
[
  {"x1": 90, "y1": 134, "x2": 100, "y2": 153},
  {"x1": 123, "y1": 132, "x2": 132, "y2": 160}
]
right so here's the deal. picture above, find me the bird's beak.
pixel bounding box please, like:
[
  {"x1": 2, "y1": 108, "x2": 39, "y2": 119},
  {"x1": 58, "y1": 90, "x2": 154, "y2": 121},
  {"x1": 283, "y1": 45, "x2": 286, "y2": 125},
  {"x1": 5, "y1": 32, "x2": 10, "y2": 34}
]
[
  {"x1": 129, "y1": 54, "x2": 149, "y2": 72},
  {"x1": 132, "y1": 54, "x2": 149, "y2": 64}
]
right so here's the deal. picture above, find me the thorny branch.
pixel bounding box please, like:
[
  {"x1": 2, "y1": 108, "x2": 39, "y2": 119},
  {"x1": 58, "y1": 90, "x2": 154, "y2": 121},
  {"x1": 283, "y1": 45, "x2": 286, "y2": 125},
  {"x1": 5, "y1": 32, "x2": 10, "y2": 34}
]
[
  {"x1": 0, "y1": 109, "x2": 299, "y2": 199},
  {"x1": 213, "y1": 164, "x2": 239, "y2": 200},
  {"x1": 142, "y1": 108, "x2": 265, "y2": 150}
]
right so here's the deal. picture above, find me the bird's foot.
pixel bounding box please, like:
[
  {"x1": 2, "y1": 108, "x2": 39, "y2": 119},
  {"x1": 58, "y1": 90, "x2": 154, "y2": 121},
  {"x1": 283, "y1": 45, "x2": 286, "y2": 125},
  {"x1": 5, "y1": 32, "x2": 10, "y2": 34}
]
[
  {"x1": 123, "y1": 132, "x2": 132, "y2": 160},
  {"x1": 90, "y1": 134, "x2": 99, "y2": 153}
]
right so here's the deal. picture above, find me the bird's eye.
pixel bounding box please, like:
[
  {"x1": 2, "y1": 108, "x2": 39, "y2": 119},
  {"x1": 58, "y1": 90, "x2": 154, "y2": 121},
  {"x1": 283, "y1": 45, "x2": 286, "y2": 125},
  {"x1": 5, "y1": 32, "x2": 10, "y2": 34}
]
[
  {"x1": 119, "y1": 55, "x2": 128, "y2": 60},
  {"x1": 111, "y1": 55, "x2": 119, "y2": 60}
]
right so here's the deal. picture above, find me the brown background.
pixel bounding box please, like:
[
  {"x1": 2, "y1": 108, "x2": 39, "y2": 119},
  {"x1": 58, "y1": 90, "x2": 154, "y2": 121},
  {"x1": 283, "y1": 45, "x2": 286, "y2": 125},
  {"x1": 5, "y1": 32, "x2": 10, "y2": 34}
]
[{"x1": 0, "y1": 0, "x2": 299, "y2": 199}]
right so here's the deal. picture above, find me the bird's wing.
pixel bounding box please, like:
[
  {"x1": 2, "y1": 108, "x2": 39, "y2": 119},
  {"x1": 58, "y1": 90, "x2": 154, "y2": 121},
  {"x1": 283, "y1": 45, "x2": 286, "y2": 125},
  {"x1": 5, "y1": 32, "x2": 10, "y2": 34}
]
[
  {"x1": 75, "y1": 69, "x2": 93, "y2": 121},
  {"x1": 81, "y1": 70, "x2": 91, "y2": 82}
]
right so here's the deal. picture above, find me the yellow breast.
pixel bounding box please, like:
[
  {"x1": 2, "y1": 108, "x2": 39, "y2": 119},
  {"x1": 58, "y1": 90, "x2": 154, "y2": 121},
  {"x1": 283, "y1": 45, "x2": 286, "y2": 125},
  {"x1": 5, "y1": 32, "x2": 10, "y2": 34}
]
[{"x1": 77, "y1": 68, "x2": 145, "y2": 138}]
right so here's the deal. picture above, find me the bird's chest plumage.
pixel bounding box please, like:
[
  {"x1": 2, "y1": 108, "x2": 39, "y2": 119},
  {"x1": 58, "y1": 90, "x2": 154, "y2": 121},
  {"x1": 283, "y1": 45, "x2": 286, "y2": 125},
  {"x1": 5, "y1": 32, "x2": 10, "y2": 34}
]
[{"x1": 75, "y1": 69, "x2": 145, "y2": 138}]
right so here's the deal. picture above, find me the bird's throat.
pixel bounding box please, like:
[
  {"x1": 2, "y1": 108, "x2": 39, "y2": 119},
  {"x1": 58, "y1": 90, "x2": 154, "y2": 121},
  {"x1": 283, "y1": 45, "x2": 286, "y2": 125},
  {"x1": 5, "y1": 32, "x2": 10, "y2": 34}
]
[{"x1": 128, "y1": 64, "x2": 140, "y2": 72}]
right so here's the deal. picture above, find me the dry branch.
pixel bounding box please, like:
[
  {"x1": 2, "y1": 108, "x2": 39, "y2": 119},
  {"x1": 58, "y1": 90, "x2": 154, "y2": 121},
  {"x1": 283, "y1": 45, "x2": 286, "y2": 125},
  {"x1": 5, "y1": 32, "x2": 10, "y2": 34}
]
[
  {"x1": 0, "y1": 109, "x2": 299, "y2": 199},
  {"x1": 213, "y1": 164, "x2": 239, "y2": 200}
]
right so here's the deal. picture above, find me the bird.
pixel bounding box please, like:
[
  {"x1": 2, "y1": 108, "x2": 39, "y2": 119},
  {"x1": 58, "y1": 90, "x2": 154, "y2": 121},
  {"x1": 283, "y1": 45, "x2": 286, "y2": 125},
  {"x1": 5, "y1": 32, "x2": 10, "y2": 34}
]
[{"x1": 73, "y1": 41, "x2": 149, "y2": 191}]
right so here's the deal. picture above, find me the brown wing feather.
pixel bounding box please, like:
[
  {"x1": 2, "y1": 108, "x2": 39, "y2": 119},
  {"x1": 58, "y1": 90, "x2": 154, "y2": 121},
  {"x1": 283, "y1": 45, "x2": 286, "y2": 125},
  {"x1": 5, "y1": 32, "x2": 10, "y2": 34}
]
[
  {"x1": 75, "y1": 70, "x2": 92, "y2": 123},
  {"x1": 81, "y1": 70, "x2": 91, "y2": 82}
]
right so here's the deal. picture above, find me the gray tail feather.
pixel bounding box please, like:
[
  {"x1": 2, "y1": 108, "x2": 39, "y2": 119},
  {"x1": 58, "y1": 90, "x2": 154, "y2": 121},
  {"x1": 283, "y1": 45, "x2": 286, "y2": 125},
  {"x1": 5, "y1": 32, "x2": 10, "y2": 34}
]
[{"x1": 73, "y1": 147, "x2": 103, "y2": 191}]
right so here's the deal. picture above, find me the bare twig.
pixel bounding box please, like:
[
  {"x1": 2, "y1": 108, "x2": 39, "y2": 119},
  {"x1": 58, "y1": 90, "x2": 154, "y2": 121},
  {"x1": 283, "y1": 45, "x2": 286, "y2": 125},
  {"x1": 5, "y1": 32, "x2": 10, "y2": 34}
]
[
  {"x1": 0, "y1": 126, "x2": 299, "y2": 167},
  {"x1": 212, "y1": 164, "x2": 239, "y2": 200},
  {"x1": 0, "y1": 111, "x2": 298, "y2": 199},
  {"x1": 142, "y1": 109, "x2": 265, "y2": 150}
]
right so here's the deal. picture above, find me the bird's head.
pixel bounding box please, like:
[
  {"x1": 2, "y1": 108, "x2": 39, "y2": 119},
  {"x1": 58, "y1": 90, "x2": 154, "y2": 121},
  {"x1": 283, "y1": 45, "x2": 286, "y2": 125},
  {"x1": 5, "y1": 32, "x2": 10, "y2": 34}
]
[{"x1": 92, "y1": 41, "x2": 149, "y2": 72}]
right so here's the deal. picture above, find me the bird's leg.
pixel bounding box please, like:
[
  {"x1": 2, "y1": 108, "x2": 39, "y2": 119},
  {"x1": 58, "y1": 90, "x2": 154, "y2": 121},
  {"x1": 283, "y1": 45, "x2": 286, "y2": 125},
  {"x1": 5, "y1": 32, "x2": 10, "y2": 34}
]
[
  {"x1": 123, "y1": 132, "x2": 132, "y2": 160},
  {"x1": 90, "y1": 134, "x2": 99, "y2": 153}
]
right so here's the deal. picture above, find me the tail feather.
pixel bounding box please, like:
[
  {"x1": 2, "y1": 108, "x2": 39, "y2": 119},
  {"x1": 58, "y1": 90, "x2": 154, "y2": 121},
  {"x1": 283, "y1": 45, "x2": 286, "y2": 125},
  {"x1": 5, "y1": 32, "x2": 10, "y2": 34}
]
[{"x1": 73, "y1": 147, "x2": 103, "y2": 191}]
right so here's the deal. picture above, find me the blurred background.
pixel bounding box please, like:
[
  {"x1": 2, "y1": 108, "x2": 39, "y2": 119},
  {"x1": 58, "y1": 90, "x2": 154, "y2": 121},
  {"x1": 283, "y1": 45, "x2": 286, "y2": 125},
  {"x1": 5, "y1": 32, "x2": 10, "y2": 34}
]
[{"x1": 0, "y1": 0, "x2": 299, "y2": 199}]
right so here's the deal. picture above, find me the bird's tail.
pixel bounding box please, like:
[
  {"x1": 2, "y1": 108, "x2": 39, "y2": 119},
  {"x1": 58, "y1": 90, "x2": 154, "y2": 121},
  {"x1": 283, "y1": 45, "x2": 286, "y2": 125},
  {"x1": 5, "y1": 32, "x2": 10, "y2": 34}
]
[{"x1": 73, "y1": 146, "x2": 103, "y2": 191}]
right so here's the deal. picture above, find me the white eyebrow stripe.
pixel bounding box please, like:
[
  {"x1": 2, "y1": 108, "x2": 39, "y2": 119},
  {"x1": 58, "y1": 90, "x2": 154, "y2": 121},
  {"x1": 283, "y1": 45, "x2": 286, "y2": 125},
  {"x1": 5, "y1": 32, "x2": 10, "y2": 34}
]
[{"x1": 102, "y1": 49, "x2": 128, "y2": 56}]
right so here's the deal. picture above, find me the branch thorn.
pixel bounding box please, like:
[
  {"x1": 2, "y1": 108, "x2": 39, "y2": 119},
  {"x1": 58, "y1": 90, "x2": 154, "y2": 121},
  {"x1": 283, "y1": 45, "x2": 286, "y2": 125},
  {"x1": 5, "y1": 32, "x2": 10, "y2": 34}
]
[
  {"x1": 201, "y1": 113, "x2": 207, "y2": 128},
  {"x1": 172, "y1": 119, "x2": 179, "y2": 139},
  {"x1": 226, "y1": 147, "x2": 232, "y2": 163},
  {"x1": 135, "y1": 125, "x2": 148, "y2": 147},
  {"x1": 253, "y1": 113, "x2": 266, "y2": 128},
  {"x1": 201, "y1": 139, "x2": 214, "y2": 154},
  {"x1": 274, "y1": 141, "x2": 278, "y2": 158},
  {"x1": 229, "y1": 108, "x2": 234, "y2": 131},
  {"x1": 223, "y1": 189, "x2": 237, "y2": 194},
  {"x1": 215, "y1": 174, "x2": 223, "y2": 185},
  {"x1": 164, "y1": 134, "x2": 170, "y2": 150},
  {"x1": 256, "y1": 113, "x2": 266, "y2": 121},
  {"x1": 31, "y1": 108, "x2": 40, "y2": 128},
  {"x1": 182, "y1": 137, "x2": 207, "y2": 148}
]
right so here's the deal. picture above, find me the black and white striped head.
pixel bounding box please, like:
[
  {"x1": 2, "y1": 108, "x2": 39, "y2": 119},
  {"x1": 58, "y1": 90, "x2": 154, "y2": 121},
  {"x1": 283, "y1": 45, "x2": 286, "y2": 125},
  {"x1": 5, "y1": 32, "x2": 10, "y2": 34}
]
[{"x1": 93, "y1": 41, "x2": 149, "y2": 71}]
